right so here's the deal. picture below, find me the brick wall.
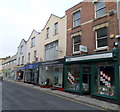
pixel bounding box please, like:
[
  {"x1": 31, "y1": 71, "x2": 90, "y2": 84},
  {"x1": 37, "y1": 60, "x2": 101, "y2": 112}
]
[{"x1": 66, "y1": 1, "x2": 119, "y2": 56}]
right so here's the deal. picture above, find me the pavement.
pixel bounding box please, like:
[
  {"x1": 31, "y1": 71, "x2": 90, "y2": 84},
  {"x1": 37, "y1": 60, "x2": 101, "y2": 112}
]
[{"x1": 8, "y1": 80, "x2": 120, "y2": 111}]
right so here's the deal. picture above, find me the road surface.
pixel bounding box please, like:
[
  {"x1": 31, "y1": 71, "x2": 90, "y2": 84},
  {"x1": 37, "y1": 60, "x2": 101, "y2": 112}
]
[{"x1": 2, "y1": 80, "x2": 106, "y2": 111}]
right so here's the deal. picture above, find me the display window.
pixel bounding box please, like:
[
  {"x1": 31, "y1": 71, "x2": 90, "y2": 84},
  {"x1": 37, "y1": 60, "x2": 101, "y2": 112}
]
[
  {"x1": 94, "y1": 61, "x2": 115, "y2": 96},
  {"x1": 66, "y1": 64, "x2": 80, "y2": 91},
  {"x1": 39, "y1": 64, "x2": 63, "y2": 87}
]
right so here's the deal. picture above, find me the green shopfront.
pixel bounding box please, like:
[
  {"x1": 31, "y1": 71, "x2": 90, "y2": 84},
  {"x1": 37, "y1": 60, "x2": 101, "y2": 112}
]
[{"x1": 64, "y1": 50, "x2": 119, "y2": 103}]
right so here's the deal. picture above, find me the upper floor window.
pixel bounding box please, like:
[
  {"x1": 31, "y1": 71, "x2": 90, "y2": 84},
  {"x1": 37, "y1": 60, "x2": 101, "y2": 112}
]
[
  {"x1": 18, "y1": 57, "x2": 20, "y2": 65},
  {"x1": 22, "y1": 56, "x2": 24, "y2": 65},
  {"x1": 73, "y1": 35, "x2": 81, "y2": 53},
  {"x1": 95, "y1": 0, "x2": 106, "y2": 18},
  {"x1": 28, "y1": 53, "x2": 30, "y2": 62},
  {"x1": 46, "y1": 27, "x2": 50, "y2": 38},
  {"x1": 73, "y1": 11, "x2": 80, "y2": 27},
  {"x1": 31, "y1": 37, "x2": 35, "y2": 47},
  {"x1": 20, "y1": 45, "x2": 23, "y2": 54},
  {"x1": 54, "y1": 22, "x2": 58, "y2": 35},
  {"x1": 96, "y1": 27, "x2": 107, "y2": 48},
  {"x1": 45, "y1": 41, "x2": 58, "y2": 61},
  {"x1": 34, "y1": 50, "x2": 37, "y2": 61}
]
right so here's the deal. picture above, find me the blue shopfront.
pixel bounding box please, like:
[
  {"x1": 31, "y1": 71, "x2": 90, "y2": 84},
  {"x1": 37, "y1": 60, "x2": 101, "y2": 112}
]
[
  {"x1": 24, "y1": 63, "x2": 39, "y2": 84},
  {"x1": 15, "y1": 65, "x2": 26, "y2": 80}
]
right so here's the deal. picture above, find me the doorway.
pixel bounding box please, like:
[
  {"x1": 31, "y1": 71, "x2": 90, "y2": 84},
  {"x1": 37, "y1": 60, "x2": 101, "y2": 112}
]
[{"x1": 82, "y1": 64, "x2": 91, "y2": 94}]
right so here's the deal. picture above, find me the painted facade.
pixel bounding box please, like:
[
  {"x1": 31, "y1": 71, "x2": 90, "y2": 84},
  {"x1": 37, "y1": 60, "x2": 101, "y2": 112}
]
[
  {"x1": 38, "y1": 14, "x2": 66, "y2": 88},
  {"x1": 2, "y1": 55, "x2": 17, "y2": 80}
]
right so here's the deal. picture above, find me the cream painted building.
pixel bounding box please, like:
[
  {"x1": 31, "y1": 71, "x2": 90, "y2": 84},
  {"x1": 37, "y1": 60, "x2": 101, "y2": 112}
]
[
  {"x1": 2, "y1": 55, "x2": 17, "y2": 80},
  {"x1": 38, "y1": 14, "x2": 67, "y2": 61},
  {"x1": 38, "y1": 14, "x2": 67, "y2": 87},
  {"x1": 26, "y1": 30, "x2": 40, "y2": 64}
]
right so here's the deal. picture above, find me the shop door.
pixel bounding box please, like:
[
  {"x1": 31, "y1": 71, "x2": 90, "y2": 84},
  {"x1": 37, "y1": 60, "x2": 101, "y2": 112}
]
[{"x1": 82, "y1": 64, "x2": 91, "y2": 94}]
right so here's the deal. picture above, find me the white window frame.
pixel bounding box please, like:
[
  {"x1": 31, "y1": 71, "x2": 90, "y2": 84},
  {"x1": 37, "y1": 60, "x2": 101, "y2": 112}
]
[
  {"x1": 73, "y1": 11, "x2": 80, "y2": 27},
  {"x1": 95, "y1": 27, "x2": 108, "y2": 49},
  {"x1": 54, "y1": 22, "x2": 58, "y2": 35},
  {"x1": 46, "y1": 27, "x2": 50, "y2": 38},
  {"x1": 28, "y1": 53, "x2": 30, "y2": 62},
  {"x1": 72, "y1": 35, "x2": 81, "y2": 54},
  {"x1": 34, "y1": 50, "x2": 37, "y2": 61},
  {"x1": 31, "y1": 37, "x2": 35, "y2": 47},
  {"x1": 94, "y1": 0, "x2": 106, "y2": 18}
]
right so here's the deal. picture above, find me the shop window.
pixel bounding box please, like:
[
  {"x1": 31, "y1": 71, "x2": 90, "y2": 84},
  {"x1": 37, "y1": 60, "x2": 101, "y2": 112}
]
[
  {"x1": 66, "y1": 64, "x2": 80, "y2": 91},
  {"x1": 94, "y1": 62, "x2": 115, "y2": 96},
  {"x1": 96, "y1": 27, "x2": 107, "y2": 48},
  {"x1": 95, "y1": 0, "x2": 106, "y2": 18},
  {"x1": 39, "y1": 64, "x2": 63, "y2": 87}
]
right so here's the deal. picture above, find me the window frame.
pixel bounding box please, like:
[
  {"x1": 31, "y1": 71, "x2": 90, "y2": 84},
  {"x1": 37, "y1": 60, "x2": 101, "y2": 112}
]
[
  {"x1": 95, "y1": 27, "x2": 108, "y2": 49},
  {"x1": 72, "y1": 35, "x2": 81, "y2": 54},
  {"x1": 31, "y1": 37, "x2": 35, "y2": 47},
  {"x1": 94, "y1": 0, "x2": 106, "y2": 18},
  {"x1": 73, "y1": 10, "x2": 81, "y2": 27},
  {"x1": 28, "y1": 53, "x2": 30, "y2": 62},
  {"x1": 54, "y1": 22, "x2": 58, "y2": 35},
  {"x1": 34, "y1": 50, "x2": 37, "y2": 61},
  {"x1": 46, "y1": 27, "x2": 50, "y2": 39}
]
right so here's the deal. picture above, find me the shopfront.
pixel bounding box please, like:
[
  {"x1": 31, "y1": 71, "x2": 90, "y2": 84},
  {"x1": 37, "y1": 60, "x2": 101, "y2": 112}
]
[
  {"x1": 64, "y1": 50, "x2": 119, "y2": 103},
  {"x1": 39, "y1": 59, "x2": 64, "y2": 88},
  {"x1": 24, "y1": 62, "x2": 39, "y2": 84},
  {"x1": 15, "y1": 65, "x2": 26, "y2": 81}
]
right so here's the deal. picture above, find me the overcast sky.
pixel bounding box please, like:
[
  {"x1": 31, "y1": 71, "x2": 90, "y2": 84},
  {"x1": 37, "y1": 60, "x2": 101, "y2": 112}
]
[{"x1": 0, "y1": 0, "x2": 83, "y2": 58}]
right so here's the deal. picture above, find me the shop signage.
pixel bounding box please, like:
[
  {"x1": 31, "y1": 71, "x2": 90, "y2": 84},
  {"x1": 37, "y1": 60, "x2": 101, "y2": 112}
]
[
  {"x1": 66, "y1": 53, "x2": 113, "y2": 62},
  {"x1": 80, "y1": 45, "x2": 87, "y2": 53},
  {"x1": 40, "y1": 59, "x2": 64, "y2": 66},
  {"x1": 25, "y1": 63, "x2": 39, "y2": 69}
]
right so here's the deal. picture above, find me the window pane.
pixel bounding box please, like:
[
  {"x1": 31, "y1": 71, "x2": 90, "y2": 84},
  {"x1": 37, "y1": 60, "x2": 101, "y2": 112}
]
[
  {"x1": 73, "y1": 11, "x2": 80, "y2": 20},
  {"x1": 96, "y1": 8, "x2": 106, "y2": 18},
  {"x1": 74, "y1": 45, "x2": 80, "y2": 52},
  {"x1": 97, "y1": 27, "x2": 107, "y2": 38},
  {"x1": 96, "y1": 2, "x2": 106, "y2": 10},
  {"x1": 94, "y1": 62, "x2": 115, "y2": 96},
  {"x1": 74, "y1": 36, "x2": 80, "y2": 44},
  {"x1": 66, "y1": 64, "x2": 80, "y2": 91},
  {"x1": 98, "y1": 38, "x2": 107, "y2": 47}
]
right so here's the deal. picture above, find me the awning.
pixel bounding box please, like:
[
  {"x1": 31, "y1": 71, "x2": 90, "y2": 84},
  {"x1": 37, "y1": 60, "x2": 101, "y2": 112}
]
[{"x1": 15, "y1": 65, "x2": 25, "y2": 70}]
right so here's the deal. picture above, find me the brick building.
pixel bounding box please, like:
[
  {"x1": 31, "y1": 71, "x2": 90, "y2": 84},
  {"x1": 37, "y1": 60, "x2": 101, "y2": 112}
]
[{"x1": 64, "y1": 0, "x2": 119, "y2": 104}]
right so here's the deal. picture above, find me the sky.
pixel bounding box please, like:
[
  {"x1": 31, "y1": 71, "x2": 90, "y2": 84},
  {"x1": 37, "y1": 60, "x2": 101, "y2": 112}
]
[{"x1": 0, "y1": 0, "x2": 83, "y2": 58}]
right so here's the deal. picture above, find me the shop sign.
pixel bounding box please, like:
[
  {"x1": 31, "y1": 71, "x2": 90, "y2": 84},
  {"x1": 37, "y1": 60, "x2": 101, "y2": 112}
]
[
  {"x1": 80, "y1": 45, "x2": 87, "y2": 53},
  {"x1": 40, "y1": 59, "x2": 64, "y2": 66},
  {"x1": 66, "y1": 53, "x2": 113, "y2": 62},
  {"x1": 25, "y1": 63, "x2": 39, "y2": 69}
]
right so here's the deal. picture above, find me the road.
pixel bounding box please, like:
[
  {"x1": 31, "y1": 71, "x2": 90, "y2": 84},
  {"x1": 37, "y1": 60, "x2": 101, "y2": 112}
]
[{"x1": 2, "y1": 80, "x2": 106, "y2": 111}]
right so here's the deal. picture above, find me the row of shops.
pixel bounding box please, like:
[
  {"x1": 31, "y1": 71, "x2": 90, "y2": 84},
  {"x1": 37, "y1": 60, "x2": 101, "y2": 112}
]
[{"x1": 2, "y1": 49, "x2": 119, "y2": 104}]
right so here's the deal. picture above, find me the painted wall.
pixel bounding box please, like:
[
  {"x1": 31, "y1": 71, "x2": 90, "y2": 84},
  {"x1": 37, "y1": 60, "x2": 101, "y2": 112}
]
[
  {"x1": 38, "y1": 14, "x2": 67, "y2": 61},
  {"x1": 26, "y1": 30, "x2": 40, "y2": 63},
  {"x1": 17, "y1": 39, "x2": 27, "y2": 65}
]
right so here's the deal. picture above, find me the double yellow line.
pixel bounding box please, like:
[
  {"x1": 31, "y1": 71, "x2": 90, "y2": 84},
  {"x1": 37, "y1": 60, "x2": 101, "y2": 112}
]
[{"x1": 44, "y1": 91, "x2": 111, "y2": 112}]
